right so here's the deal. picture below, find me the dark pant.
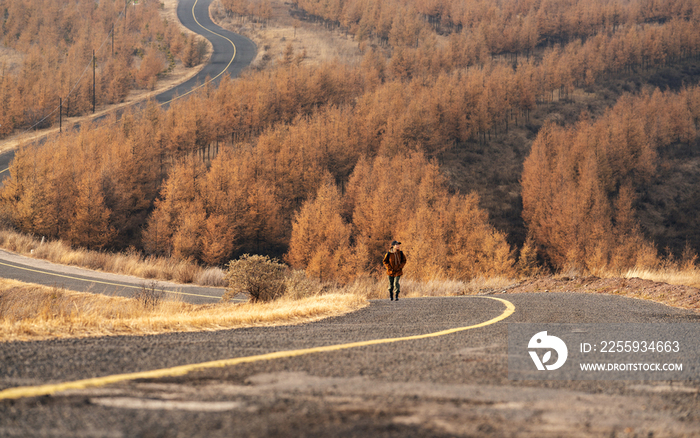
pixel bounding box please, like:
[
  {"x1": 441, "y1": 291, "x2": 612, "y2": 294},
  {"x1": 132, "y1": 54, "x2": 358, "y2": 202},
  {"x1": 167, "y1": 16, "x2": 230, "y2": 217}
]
[{"x1": 388, "y1": 276, "x2": 401, "y2": 300}]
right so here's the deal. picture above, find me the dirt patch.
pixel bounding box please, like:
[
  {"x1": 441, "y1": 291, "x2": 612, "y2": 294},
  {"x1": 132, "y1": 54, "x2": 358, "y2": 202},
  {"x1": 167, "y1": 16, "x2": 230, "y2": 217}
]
[
  {"x1": 0, "y1": 46, "x2": 24, "y2": 75},
  {"x1": 495, "y1": 276, "x2": 700, "y2": 312},
  {"x1": 210, "y1": 0, "x2": 361, "y2": 69}
]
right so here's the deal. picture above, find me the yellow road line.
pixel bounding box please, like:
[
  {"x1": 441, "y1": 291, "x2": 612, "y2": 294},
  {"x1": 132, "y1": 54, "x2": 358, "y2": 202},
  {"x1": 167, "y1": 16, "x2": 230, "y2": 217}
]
[
  {"x1": 0, "y1": 260, "x2": 221, "y2": 300},
  {"x1": 0, "y1": 296, "x2": 515, "y2": 400},
  {"x1": 158, "y1": 0, "x2": 238, "y2": 105}
]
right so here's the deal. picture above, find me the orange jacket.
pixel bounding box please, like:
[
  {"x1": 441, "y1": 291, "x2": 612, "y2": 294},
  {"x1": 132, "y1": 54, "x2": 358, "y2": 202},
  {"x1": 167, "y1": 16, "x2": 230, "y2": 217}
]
[{"x1": 383, "y1": 250, "x2": 406, "y2": 276}]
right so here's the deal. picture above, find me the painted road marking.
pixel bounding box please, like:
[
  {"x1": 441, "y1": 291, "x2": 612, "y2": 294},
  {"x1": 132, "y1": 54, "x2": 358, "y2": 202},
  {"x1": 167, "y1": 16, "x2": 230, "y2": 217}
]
[
  {"x1": 0, "y1": 260, "x2": 221, "y2": 300},
  {"x1": 0, "y1": 296, "x2": 515, "y2": 400}
]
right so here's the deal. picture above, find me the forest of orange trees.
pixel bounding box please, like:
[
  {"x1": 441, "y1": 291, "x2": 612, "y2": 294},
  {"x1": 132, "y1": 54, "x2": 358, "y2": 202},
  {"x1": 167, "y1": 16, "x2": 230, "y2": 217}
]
[{"x1": 2, "y1": 0, "x2": 700, "y2": 282}]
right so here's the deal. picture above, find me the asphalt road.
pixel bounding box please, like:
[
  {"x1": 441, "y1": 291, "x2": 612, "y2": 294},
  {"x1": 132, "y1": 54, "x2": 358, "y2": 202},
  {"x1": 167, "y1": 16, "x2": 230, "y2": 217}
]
[
  {"x1": 0, "y1": 249, "x2": 223, "y2": 304},
  {"x1": 156, "y1": 0, "x2": 256, "y2": 106},
  {"x1": 1, "y1": 293, "x2": 699, "y2": 437}
]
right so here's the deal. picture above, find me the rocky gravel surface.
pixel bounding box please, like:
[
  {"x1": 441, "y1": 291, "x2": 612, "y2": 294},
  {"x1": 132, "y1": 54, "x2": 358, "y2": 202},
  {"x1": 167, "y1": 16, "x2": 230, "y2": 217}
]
[
  {"x1": 1, "y1": 293, "x2": 700, "y2": 437},
  {"x1": 501, "y1": 276, "x2": 700, "y2": 311}
]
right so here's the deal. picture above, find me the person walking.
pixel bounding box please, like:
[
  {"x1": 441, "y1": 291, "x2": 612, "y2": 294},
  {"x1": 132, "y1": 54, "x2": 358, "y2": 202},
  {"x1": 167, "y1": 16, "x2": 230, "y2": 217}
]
[{"x1": 383, "y1": 241, "x2": 406, "y2": 301}]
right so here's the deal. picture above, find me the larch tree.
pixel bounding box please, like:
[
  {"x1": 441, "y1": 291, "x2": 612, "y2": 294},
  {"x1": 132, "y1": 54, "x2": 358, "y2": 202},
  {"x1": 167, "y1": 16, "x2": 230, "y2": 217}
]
[
  {"x1": 142, "y1": 157, "x2": 206, "y2": 257},
  {"x1": 286, "y1": 177, "x2": 352, "y2": 281},
  {"x1": 200, "y1": 214, "x2": 237, "y2": 266},
  {"x1": 68, "y1": 172, "x2": 115, "y2": 250},
  {"x1": 521, "y1": 89, "x2": 676, "y2": 273},
  {"x1": 172, "y1": 201, "x2": 207, "y2": 261}
]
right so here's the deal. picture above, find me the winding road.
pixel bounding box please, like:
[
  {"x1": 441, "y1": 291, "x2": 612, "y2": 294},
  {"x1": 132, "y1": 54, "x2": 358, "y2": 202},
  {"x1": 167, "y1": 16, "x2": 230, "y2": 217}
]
[
  {"x1": 0, "y1": 249, "x2": 224, "y2": 303},
  {"x1": 156, "y1": 0, "x2": 256, "y2": 105},
  {"x1": 0, "y1": 0, "x2": 255, "y2": 303}
]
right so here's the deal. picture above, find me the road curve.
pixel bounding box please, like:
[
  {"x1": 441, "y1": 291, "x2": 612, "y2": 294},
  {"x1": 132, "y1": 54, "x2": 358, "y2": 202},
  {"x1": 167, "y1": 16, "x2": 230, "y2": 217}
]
[
  {"x1": 1, "y1": 293, "x2": 699, "y2": 436},
  {"x1": 156, "y1": 0, "x2": 256, "y2": 106}
]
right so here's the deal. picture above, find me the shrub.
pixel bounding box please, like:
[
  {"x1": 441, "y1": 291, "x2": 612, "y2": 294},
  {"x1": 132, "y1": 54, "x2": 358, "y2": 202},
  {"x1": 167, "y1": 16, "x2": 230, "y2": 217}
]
[
  {"x1": 223, "y1": 254, "x2": 288, "y2": 302},
  {"x1": 134, "y1": 281, "x2": 166, "y2": 309}
]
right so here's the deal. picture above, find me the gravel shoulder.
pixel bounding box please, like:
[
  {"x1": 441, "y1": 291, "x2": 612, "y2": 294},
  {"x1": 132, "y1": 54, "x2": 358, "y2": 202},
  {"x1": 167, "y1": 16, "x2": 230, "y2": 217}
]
[{"x1": 500, "y1": 275, "x2": 700, "y2": 312}]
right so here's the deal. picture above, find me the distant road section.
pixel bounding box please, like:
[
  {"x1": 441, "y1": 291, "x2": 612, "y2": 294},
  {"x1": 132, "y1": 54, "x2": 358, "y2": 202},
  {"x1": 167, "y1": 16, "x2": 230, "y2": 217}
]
[{"x1": 156, "y1": 0, "x2": 257, "y2": 105}]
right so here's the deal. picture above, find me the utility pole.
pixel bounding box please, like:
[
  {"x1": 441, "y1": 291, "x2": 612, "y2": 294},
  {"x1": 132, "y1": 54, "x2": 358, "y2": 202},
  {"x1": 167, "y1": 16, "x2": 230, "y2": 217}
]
[
  {"x1": 111, "y1": 24, "x2": 114, "y2": 56},
  {"x1": 59, "y1": 98, "x2": 62, "y2": 133},
  {"x1": 92, "y1": 50, "x2": 96, "y2": 114}
]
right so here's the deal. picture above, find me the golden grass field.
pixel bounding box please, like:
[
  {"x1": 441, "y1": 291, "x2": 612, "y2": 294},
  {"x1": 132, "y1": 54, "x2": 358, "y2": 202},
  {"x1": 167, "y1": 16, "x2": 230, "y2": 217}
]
[{"x1": 0, "y1": 278, "x2": 368, "y2": 342}]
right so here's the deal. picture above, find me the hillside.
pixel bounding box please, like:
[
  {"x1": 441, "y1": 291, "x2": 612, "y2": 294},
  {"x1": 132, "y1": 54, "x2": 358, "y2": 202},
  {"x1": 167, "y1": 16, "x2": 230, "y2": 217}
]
[
  {"x1": 212, "y1": 0, "x2": 700, "y2": 265},
  {"x1": 440, "y1": 59, "x2": 700, "y2": 252}
]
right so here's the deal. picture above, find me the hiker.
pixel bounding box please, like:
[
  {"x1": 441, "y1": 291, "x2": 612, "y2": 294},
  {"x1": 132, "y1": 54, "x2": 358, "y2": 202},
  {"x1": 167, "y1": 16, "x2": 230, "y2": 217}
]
[{"x1": 383, "y1": 240, "x2": 406, "y2": 301}]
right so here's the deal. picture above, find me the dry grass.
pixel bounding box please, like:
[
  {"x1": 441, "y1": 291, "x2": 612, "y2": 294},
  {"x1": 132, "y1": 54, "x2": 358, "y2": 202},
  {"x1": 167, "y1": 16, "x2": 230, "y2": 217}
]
[
  {"x1": 329, "y1": 275, "x2": 519, "y2": 299},
  {"x1": 10, "y1": 267, "x2": 698, "y2": 344},
  {"x1": 0, "y1": 229, "x2": 226, "y2": 286},
  {"x1": 623, "y1": 267, "x2": 700, "y2": 289},
  {"x1": 0, "y1": 278, "x2": 367, "y2": 342},
  {"x1": 194, "y1": 267, "x2": 227, "y2": 286},
  {"x1": 0, "y1": 269, "x2": 511, "y2": 343},
  {"x1": 0, "y1": 228, "x2": 524, "y2": 295}
]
